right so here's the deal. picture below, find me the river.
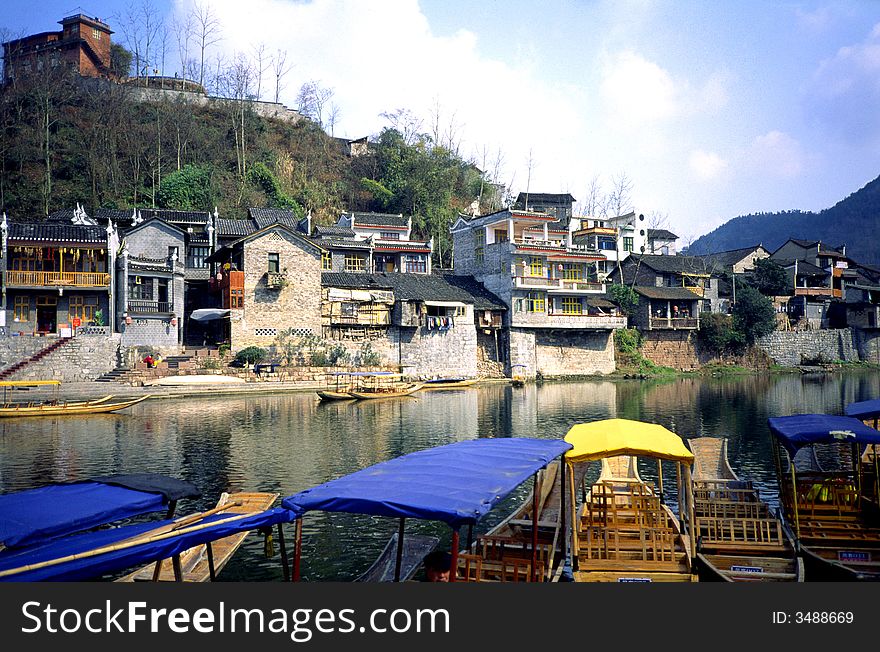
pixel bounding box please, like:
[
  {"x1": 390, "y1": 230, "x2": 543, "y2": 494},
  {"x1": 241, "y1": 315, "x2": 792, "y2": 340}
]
[{"x1": 1, "y1": 370, "x2": 878, "y2": 581}]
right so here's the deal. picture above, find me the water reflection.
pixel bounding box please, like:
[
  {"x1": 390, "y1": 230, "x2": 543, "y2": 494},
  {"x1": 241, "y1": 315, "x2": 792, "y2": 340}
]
[{"x1": 1, "y1": 370, "x2": 878, "y2": 580}]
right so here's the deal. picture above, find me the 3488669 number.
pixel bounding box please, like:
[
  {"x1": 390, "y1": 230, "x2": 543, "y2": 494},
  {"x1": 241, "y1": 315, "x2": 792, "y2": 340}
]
[{"x1": 795, "y1": 612, "x2": 854, "y2": 624}]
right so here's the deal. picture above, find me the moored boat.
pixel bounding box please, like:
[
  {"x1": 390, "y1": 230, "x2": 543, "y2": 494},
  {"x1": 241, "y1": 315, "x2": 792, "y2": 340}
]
[
  {"x1": 564, "y1": 419, "x2": 699, "y2": 582},
  {"x1": 421, "y1": 378, "x2": 476, "y2": 390},
  {"x1": 0, "y1": 394, "x2": 151, "y2": 417},
  {"x1": 315, "y1": 371, "x2": 397, "y2": 401},
  {"x1": 688, "y1": 437, "x2": 803, "y2": 582},
  {"x1": 349, "y1": 382, "x2": 423, "y2": 399},
  {"x1": 768, "y1": 414, "x2": 880, "y2": 580}
]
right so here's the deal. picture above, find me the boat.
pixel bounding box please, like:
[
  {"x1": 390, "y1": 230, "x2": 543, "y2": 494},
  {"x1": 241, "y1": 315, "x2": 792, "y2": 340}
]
[
  {"x1": 768, "y1": 414, "x2": 880, "y2": 580},
  {"x1": 0, "y1": 394, "x2": 151, "y2": 417},
  {"x1": 845, "y1": 399, "x2": 880, "y2": 505},
  {"x1": 1, "y1": 394, "x2": 113, "y2": 409},
  {"x1": 315, "y1": 371, "x2": 397, "y2": 401},
  {"x1": 355, "y1": 533, "x2": 440, "y2": 582},
  {"x1": 421, "y1": 378, "x2": 476, "y2": 390},
  {"x1": 0, "y1": 480, "x2": 296, "y2": 582},
  {"x1": 349, "y1": 382, "x2": 423, "y2": 399},
  {"x1": 117, "y1": 491, "x2": 281, "y2": 582},
  {"x1": 564, "y1": 419, "x2": 699, "y2": 582},
  {"x1": 510, "y1": 364, "x2": 527, "y2": 387},
  {"x1": 688, "y1": 437, "x2": 803, "y2": 582},
  {"x1": 282, "y1": 437, "x2": 573, "y2": 582}
]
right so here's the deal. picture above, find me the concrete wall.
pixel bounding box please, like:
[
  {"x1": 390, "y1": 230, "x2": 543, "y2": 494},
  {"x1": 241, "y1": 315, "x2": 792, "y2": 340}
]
[
  {"x1": 757, "y1": 329, "x2": 860, "y2": 366},
  {"x1": 124, "y1": 85, "x2": 305, "y2": 123},
  {"x1": 534, "y1": 330, "x2": 615, "y2": 376},
  {"x1": 397, "y1": 314, "x2": 479, "y2": 378}
]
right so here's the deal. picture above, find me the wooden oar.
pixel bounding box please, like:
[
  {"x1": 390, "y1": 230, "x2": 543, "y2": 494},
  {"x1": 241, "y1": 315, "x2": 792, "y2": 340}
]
[
  {"x1": 112, "y1": 501, "x2": 243, "y2": 547},
  {"x1": 0, "y1": 509, "x2": 264, "y2": 578}
]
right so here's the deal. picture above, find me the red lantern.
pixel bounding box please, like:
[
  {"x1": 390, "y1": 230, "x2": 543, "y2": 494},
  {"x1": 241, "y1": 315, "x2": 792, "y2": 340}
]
[
  {"x1": 125, "y1": 316, "x2": 132, "y2": 325},
  {"x1": 557, "y1": 264, "x2": 563, "y2": 271},
  {"x1": 216, "y1": 272, "x2": 223, "y2": 282},
  {"x1": 170, "y1": 317, "x2": 178, "y2": 326}
]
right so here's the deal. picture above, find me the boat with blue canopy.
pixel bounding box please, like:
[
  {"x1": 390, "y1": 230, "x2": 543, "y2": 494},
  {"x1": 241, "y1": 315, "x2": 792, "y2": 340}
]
[
  {"x1": 0, "y1": 474, "x2": 199, "y2": 551},
  {"x1": 768, "y1": 414, "x2": 880, "y2": 580},
  {"x1": 282, "y1": 437, "x2": 572, "y2": 582},
  {"x1": 844, "y1": 398, "x2": 880, "y2": 502}
]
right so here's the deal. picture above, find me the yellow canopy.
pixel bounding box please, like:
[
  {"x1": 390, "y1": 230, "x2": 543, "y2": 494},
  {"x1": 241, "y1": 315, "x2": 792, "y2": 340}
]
[
  {"x1": 0, "y1": 380, "x2": 61, "y2": 387},
  {"x1": 564, "y1": 418, "x2": 694, "y2": 463}
]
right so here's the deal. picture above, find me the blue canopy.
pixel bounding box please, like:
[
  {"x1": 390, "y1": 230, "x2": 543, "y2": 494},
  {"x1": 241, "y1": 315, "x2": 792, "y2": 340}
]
[
  {"x1": 0, "y1": 507, "x2": 297, "y2": 581},
  {"x1": 282, "y1": 438, "x2": 572, "y2": 527},
  {"x1": 845, "y1": 399, "x2": 880, "y2": 422},
  {"x1": 0, "y1": 475, "x2": 200, "y2": 550},
  {"x1": 767, "y1": 414, "x2": 880, "y2": 456}
]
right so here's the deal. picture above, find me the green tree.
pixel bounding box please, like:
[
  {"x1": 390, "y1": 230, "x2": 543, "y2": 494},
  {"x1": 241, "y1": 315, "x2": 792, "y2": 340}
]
[
  {"x1": 732, "y1": 284, "x2": 776, "y2": 343},
  {"x1": 110, "y1": 44, "x2": 134, "y2": 78},
  {"x1": 751, "y1": 258, "x2": 789, "y2": 296},
  {"x1": 156, "y1": 164, "x2": 214, "y2": 210},
  {"x1": 608, "y1": 283, "x2": 639, "y2": 315}
]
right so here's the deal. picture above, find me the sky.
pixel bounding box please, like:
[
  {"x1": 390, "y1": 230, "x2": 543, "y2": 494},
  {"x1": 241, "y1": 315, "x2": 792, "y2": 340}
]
[{"x1": 3, "y1": 0, "x2": 880, "y2": 243}]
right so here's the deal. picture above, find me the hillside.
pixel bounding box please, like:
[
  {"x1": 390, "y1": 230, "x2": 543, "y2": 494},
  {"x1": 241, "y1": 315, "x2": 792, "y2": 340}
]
[{"x1": 687, "y1": 175, "x2": 880, "y2": 265}]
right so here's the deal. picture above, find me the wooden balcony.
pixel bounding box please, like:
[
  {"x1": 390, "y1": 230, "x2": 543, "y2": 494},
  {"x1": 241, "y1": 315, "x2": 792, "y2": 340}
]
[
  {"x1": 6, "y1": 270, "x2": 110, "y2": 287},
  {"x1": 794, "y1": 287, "x2": 834, "y2": 297},
  {"x1": 648, "y1": 317, "x2": 700, "y2": 330},
  {"x1": 127, "y1": 300, "x2": 172, "y2": 313},
  {"x1": 514, "y1": 276, "x2": 605, "y2": 293},
  {"x1": 574, "y1": 226, "x2": 617, "y2": 236}
]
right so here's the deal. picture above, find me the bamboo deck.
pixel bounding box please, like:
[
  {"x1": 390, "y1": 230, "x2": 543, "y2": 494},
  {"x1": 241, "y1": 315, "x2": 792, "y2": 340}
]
[{"x1": 117, "y1": 492, "x2": 279, "y2": 582}]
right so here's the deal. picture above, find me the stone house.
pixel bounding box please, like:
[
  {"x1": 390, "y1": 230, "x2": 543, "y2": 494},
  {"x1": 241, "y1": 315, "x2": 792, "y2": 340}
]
[
  {"x1": 208, "y1": 223, "x2": 324, "y2": 351},
  {"x1": 115, "y1": 218, "x2": 186, "y2": 349},
  {"x1": 646, "y1": 229, "x2": 680, "y2": 256},
  {"x1": 1, "y1": 210, "x2": 117, "y2": 336},
  {"x1": 628, "y1": 287, "x2": 702, "y2": 331},
  {"x1": 336, "y1": 212, "x2": 433, "y2": 274}
]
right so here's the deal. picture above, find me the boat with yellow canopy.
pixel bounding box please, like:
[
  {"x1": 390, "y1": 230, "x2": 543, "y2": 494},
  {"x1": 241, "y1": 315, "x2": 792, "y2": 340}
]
[
  {"x1": 0, "y1": 380, "x2": 149, "y2": 417},
  {"x1": 564, "y1": 419, "x2": 698, "y2": 582}
]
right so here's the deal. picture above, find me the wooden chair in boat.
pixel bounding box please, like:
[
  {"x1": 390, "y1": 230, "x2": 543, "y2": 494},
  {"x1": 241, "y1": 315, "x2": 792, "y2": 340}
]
[{"x1": 457, "y1": 554, "x2": 483, "y2": 582}]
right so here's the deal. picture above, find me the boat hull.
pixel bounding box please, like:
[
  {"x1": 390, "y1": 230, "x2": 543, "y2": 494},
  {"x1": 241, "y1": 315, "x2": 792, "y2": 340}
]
[
  {"x1": 349, "y1": 383, "x2": 424, "y2": 399},
  {"x1": 0, "y1": 395, "x2": 150, "y2": 417},
  {"x1": 316, "y1": 390, "x2": 355, "y2": 401}
]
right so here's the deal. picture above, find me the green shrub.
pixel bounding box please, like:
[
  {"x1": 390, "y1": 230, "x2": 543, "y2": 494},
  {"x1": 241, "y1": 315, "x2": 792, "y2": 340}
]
[
  {"x1": 235, "y1": 346, "x2": 267, "y2": 365},
  {"x1": 218, "y1": 343, "x2": 231, "y2": 357},
  {"x1": 327, "y1": 343, "x2": 351, "y2": 365},
  {"x1": 358, "y1": 342, "x2": 381, "y2": 367},
  {"x1": 310, "y1": 350, "x2": 329, "y2": 366},
  {"x1": 614, "y1": 328, "x2": 642, "y2": 355}
]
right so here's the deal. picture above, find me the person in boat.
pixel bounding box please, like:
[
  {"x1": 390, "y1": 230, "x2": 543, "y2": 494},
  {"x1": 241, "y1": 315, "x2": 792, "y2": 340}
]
[
  {"x1": 143, "y1": 354, "x2": 155, "y2": 368},
  {"x1": 422, "y1": 551, "x2": 452, "y2": 582}
]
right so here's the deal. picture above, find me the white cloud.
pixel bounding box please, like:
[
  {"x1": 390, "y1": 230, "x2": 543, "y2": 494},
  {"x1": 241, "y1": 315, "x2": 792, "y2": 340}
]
[
  {"x1": 746, "y1": 131, "x2": 807, "y2": 179},
  {"x1": 599, "y1": 50, "x2": 678, "y2": 127},
  {"x1": 796, "y1": 6, "x2": 833, "y2": 32},
  {"x1": 689, "y1": 149, "x2": 727, "y2": 181}
]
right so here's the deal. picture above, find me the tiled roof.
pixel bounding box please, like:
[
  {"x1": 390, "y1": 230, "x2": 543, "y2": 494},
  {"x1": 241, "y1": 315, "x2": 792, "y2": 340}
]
[
  {"x1": 440, "y1": 274, "x2": 507, "y2": 311},
  {"x1": 139, "y1": 209, "x2": 211, "y2": 223},
  {"x1": 647, "y1": 228, "x2": 679, "y2": 240},
  {"x1": 633, "y1": 287, "x2": 702, "y2": 300},
  {"x1": 314, "y1": 224, "x2": 356, "y2": 238},
  {"x1": 314, "y1": 237, "x2": 371, "y2": 250},
  {"x1": 218, "y1": 218, "x2": 256, "y2": 237},
  {"x1": 775, "y1": 259, "x2": 828, "y2": 277},
  {"x1": 321, "y1": 272, "x2": 506, "y2": 310},
  {"x1": 373, "y1": 240, "x2": 432, "y2": 252},
  {"x1": 248, "y1": 208, "x2": 302, "y2": 231},
  {"x1": 8, "y1": 221, "x2": 106, "y2": 244},
  {"x1": 626, "y1": 254, "x2": 716, "y2": 275},
  {"x1": 345, "y1": 212, "x2": 409, "y2": 228},
  {"x1": 321, "y1": 273, "x2": 393, "y2": 290},
  {"x1": 513, "y1": 192, "x2": 575, "y2": 206},
  {"x1": 695, "y1": 245, "x2": 767, "y2": 270}
]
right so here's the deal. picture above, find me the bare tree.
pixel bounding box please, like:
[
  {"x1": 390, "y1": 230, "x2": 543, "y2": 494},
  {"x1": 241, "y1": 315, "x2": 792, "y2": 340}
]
[
  {"x1": 218, "y1": 53, "x2": 256, "y2": 180},
  {"x1": 271, "y1": 49, "x2": 293, "y2": 103},
  {"x1": 296, "y1": 80, "x2": 334, "y2": 127},
  {"x1": 380, "y1": 108, "x2": 424, "y2": 145},
  {"x1": 171, "y1": 12, "x2": 195, "y2": 87},
  {"x1": 606, "y1": 171, "x2": 634, "y2": 217},
  {"x1": 582, "y1": 174, "x2": 605, "y2": 218},
  {"x1": 251, "y1": 43, "x2": 270, "y2": 100},
  {"x1": 327, "y1": 102, "x2": 342, "y2": 137},
  {"x1": 193, "y1": 2, "x2": 222, "y2": 90},
  {"x1": 523, "y1": 148, "x2": 536, "y2": 210}
]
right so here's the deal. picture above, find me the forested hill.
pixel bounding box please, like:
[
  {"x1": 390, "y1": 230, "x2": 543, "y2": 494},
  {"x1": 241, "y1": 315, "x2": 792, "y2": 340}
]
[{"x1": 687, "y1": 175, "x2": 880, "y2": 265}]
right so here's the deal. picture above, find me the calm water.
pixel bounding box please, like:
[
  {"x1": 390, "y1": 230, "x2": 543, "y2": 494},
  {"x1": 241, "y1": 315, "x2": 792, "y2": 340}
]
[{"x1": 2, "y1": 370, "x2": 879, "y2": 581}]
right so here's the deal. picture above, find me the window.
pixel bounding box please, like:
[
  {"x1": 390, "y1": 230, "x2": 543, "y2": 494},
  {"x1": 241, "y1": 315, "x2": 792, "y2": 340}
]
[
  {"x1": 322, "y1": 251, "x2": 332, "y2": 270},
  {"x1": 92, "y1": 27, "x2": 101, "y2": 40},
  {"x1": 128, "y1": 277, "x2": 154, "y2": 300},
  {"x1": 168, "y1": 246, "x2": 180, "y2": 261},
  {"x1": 526, "y1": 292, "x2": 545, "y2": 313},
  {"x1": 37, "y1": 295, "x2": 57, "y2": 306},
  {"x1": 187, "y1": 246, "x2": 209, "y2": 268},
  {"x1": 380, "y1": 231, "x2": 400, "y2": 240},
  {"x1": 623, "y1": 237, "x2": 634, "y2": 252},
  {"x1": 13, "y1": 296, "x2": 29, "y2": 322},
  {"x1": 474, "y1": 230, "x2": 485, "y2": 264},
  {"x1": 345, "y1": 253, "x2": 365, "y2": 272},
  {"x1": 561, "y1": 297, "x2": 582, "y2": 315},
  {"x1": 70, "y1": 296, "x2": 98, "y2": 323},
  {"x1": 529, "y1": 257, "x2": 544, "y2": 277},
  {"x1": 562, "y1": 264, "x2": 583, "y2": 281},
  {"x1": 268, "y1": 253, "x2": 280, "y2": 274},
  {"x1": 405, "y1": 255, "x2": 426, "y2": 273},
  {"x1": 494, "y1": 229, "x2": 508, "y2": 243},
  {"x1": 229, "y1": 288, "x2": 244, "y2": 309}
]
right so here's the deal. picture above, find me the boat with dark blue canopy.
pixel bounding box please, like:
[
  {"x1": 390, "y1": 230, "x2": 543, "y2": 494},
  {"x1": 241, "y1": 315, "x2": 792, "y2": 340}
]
[
  {"x1": 768, "y1": 414, "x2": 880, "y2": 580},
  {"x1": 282, "y1": 437, "x2": 572, "y2": 582},
  {"x1": 0, "y1": 474, "x2": 199, "y2": 551}
]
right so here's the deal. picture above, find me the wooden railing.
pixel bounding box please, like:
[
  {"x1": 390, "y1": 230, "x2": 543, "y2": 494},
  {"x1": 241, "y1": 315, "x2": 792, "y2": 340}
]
[
  {"x1": 6, "y1": 271, "x2": 110, "y2": 287},
  {"x1": 648, "y1": 317, "x2": 700, "y2": 330},
  {"x1": 127, "y1": 300, "x2": 172, "y2": 313},
  {"x1": 514, "y1": 276, "x2": 604, "y2": 292}
]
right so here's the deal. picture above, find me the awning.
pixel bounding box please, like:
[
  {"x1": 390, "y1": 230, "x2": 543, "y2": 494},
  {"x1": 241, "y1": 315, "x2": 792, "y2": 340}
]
[
  {"x1": 768, "y1": 414, "x2": 880, "y2": 456},
  {"x1": 564, "y1": 419, "x2": 694, "y2": 463},
  {"x1": 845, "y1": 399, "x2": 880, "y2": 421},
  {"x1": 190, "y1": 308, "x2": 231, "y2": 322},
  {"x1": 282, "y1": 438, "x2": 572, "y2": 527},
  {"x1": 0, "y1": 507, "x2": 297, "y2": 581},
  {"x1": 0, "y1": 475, "x2": 200, "y2": 550},
  {"x1": 423, "y1": 300, "x2": 467, "y2": 308},
  {"x1": 327, "y1": 288, "x2": 394, "y2": 303}
]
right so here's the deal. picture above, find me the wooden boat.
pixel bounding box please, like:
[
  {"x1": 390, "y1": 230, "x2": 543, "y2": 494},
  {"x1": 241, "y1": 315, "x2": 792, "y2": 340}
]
[
  {"x1": 1, "y1": 394, "x2": 113, "y2": 409},
  {"x1": 316, "y1": 389, "x2": 355, "y2": 401},
  {"x1": 349, "y1": 382, "x2": 424, "y2": 400},
  {"x1": 769, "y1": 414, "x2": 880, "y2": 580},
  {"x1": 0, "y1": 394, "x2": 151, "y2": 417},
  {"x1": 117, "y1": 491, "x2": 280, "y2": 582},
  {"x1": 315, "y1": 371, "x2": 397, "y2": 401},
  {"x1": 565, "y1": 419, "x2": 699, "y2": 582},
  {"x1": 689, "y1": 437, "x2": 803, "y2": 582},
  {"x1": 421, "y1": 378, "x2": 476, "y2": 390},
  {"x1": 355, "y1": 533, "x2": 439, "y2": 582}
]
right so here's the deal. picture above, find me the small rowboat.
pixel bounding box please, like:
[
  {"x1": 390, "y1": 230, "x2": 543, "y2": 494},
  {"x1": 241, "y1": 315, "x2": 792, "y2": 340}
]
[
  {"x1": 117, "y1": 492, "x2": 280, "y2": 582},
  {"x1": 689, "y1": 437, "x2": 803, "y2": 582},
  {"x1": 316, "y1": 389, "x2": 355, "y2": 401},
  {"x1": 355, "y1": 533, "x2": 440, "y2": 582},
  {"x1": 0, "y1": 394, "x2": 151, "y2": 417},
  {"x1": 1, "y1": 395, "x2": 113, "y2": 409},
  {"x1": 315, "y1": 371, "x2": 398, "y2": 402},
  {"x1": 421, "y1": 378, "x2": 476, "y2": 390}
]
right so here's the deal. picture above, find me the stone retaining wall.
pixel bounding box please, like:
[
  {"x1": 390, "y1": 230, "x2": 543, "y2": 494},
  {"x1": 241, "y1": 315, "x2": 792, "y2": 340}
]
[
  {"x1": 0, "y1": 334, "x2": 123, "y2": 381},
  {"x1": 640, "y1": 330, "x2": 703, "y2": 370},
  {"x1": 757, "y1": 329, "x2": 860, "y2": 366}
]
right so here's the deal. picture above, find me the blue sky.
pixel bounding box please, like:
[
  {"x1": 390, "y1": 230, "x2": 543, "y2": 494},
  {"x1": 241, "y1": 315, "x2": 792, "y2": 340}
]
[{"x1": 3, "y1": 1, "x2": 880, "y2": 243}]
